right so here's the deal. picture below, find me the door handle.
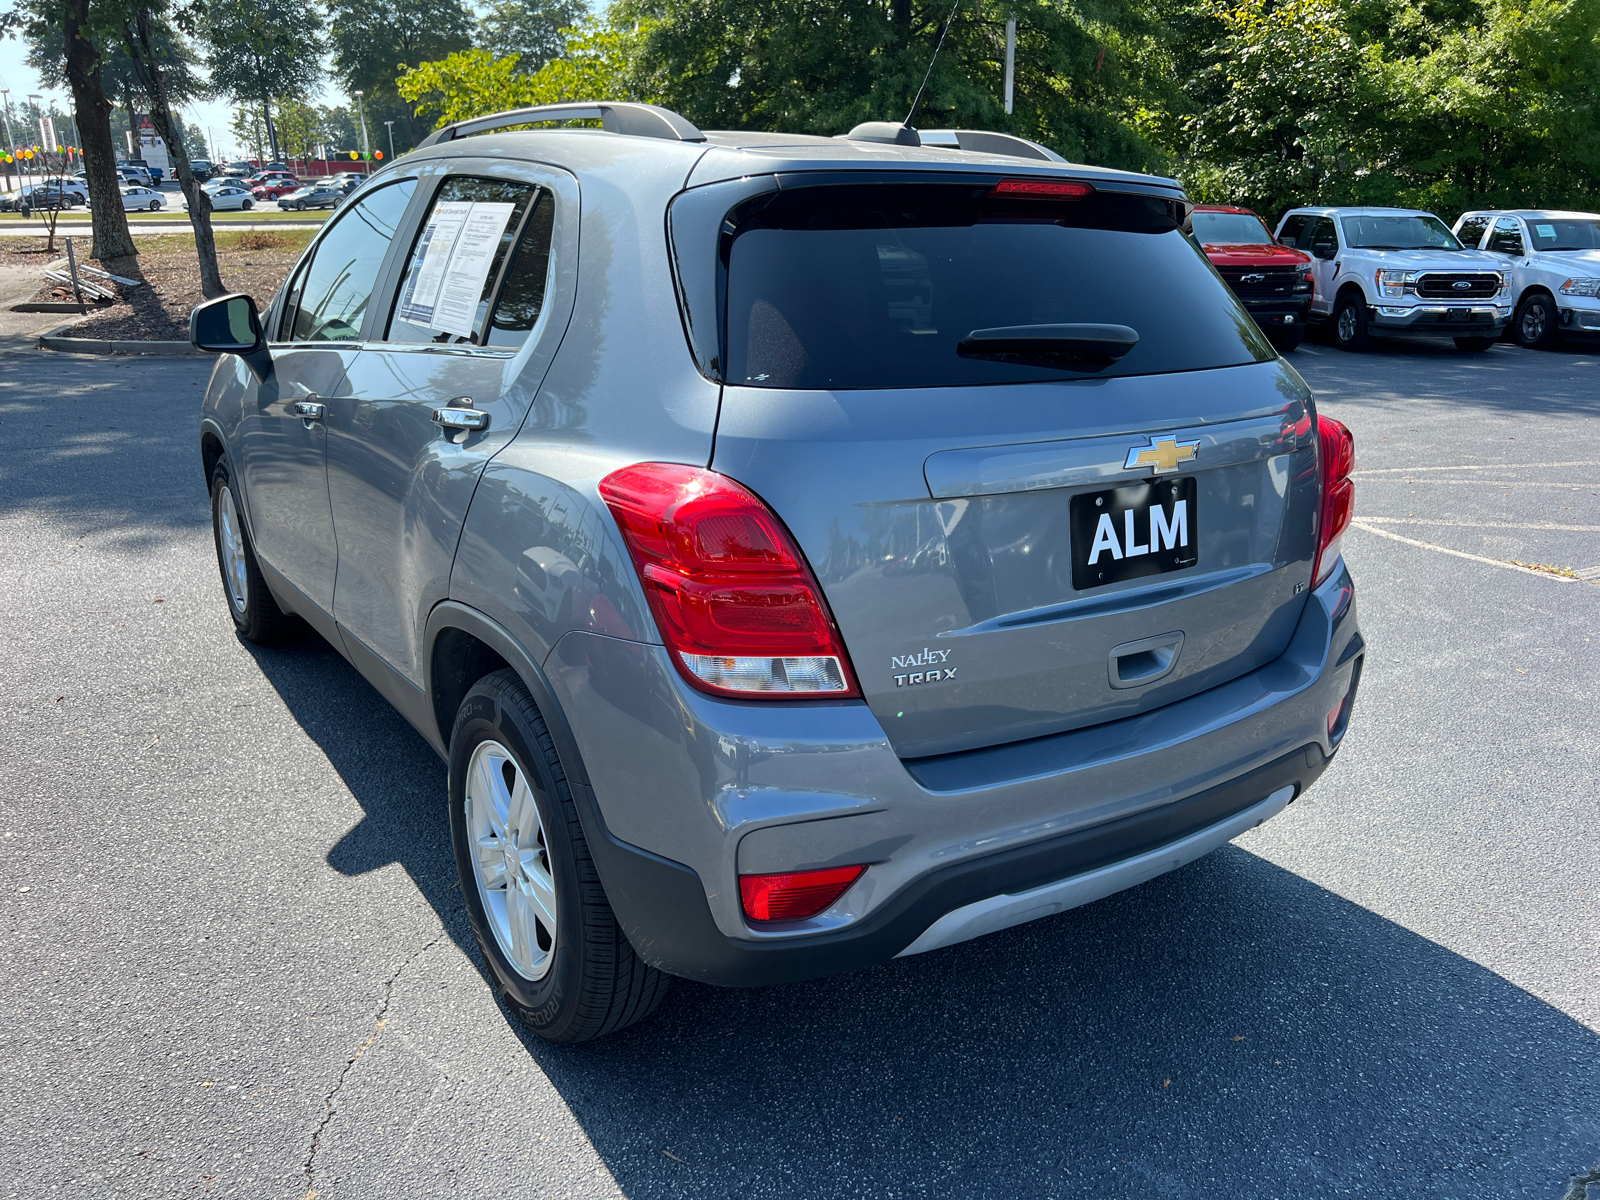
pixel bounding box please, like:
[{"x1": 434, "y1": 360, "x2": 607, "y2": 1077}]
[
  {"x1": 293, "y1": 400, "x2": 324, "y2": 421},
  {"x1": 432, "y1": 402, "x2": 490, "y2": 433}
]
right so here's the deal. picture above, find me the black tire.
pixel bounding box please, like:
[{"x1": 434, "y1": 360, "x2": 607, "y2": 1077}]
[
  {"x1": 1454, "y1": 336, "x2": 1496, "y2": 352},
  {"x1": 241, "y1": 199, "x2": 252, "y2": 211},
  {"x1": 148, "y1": 200, "x2": 160, "y2": 211},
  {"x1": 1268, "y1": 325, "x2": 1305, "y2": 352},
  {"x1": 294, "y1": 200, "x2": 305, "y2": 211},
  {"x1": 1333, "y1": 292, "x2": 1372, "y2": 352},
  {"x1": 209, "y1": 458, "x2": 300, "y2": 644},
  {"x1": 449, "y1": 669, "x2": 669, "y2": 1044},
  {"x1": 1513, "y1": 291, "x2": 1560, "y2": 350}
]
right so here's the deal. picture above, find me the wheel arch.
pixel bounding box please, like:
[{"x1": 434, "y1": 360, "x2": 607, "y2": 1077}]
[
  {"x1": 423, "y1": 600, "x2": 591, "y2": 787},
  {"x1": 1335, "y1": 280, "x2": 1369, "y2": 308},
  {"x1": 1517, "y1": 283, "x2": 1557, "y2": 307}
]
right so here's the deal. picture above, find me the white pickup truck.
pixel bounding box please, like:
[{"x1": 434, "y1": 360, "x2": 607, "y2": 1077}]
[
  {"x1": 1275, "y1": 206, "x2": 1511, "y2": 352},
  {"x1": 1452, "y1": 209, "x2": 1600, "y2": 349}
]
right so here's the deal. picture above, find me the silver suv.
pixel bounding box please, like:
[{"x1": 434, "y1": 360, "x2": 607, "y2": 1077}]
[{"x1": 190, "y1": 102, "x2": 1364, "y2": 1043}]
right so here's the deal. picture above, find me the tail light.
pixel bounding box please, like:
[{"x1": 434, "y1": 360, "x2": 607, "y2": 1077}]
[
  {"x1": 740, "y1": 865, "x2": 866, "y2": 922},
  {"x1": 1312, "y1": 415, "x2": 1356, "y2": 587},
  {"x1": 598, "y1": 463, "x2": 860, "y2": 699}
]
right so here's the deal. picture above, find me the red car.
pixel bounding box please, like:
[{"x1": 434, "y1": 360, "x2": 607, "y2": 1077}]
[
  {"x1": 1189, "y1": 204, "x2": 1315, "y2": 351},
  {"x1": 249, "y1": 174, "x2": 300, "y2": 200}
]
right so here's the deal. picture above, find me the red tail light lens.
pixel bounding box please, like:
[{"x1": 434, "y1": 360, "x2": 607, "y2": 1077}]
[
  {"x1": 989, "y1": 178, "x2": 1094, "y2": 199},
  {"x1": 1312, "y1": 415, "x2": 1356, "y2": 587},
  {"x1": 598, "y1": 463, "x2": 859, "y2": 699},
  {"x1": 740, "y1": 865, "x2": 866, "y2": 922}
]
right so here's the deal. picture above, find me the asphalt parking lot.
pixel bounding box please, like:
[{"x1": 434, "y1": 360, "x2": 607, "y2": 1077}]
[{"x1": 1, "y1": 330, "x2": 1597, "y2": 1200}]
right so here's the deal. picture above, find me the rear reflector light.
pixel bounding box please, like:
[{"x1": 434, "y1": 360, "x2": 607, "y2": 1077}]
[
  {"x1": 598, "y1": 463, "x2": 859, "y2": 699},
  {"x1": 989, "y1": 178, "x2": 1094, "y2": 199},
  {"x1": 1312, "y1": 415, "x2": 1356, "y2": 587},
  {"x1": 740, "y1": 865, "x2": 866, "y2": 922}
]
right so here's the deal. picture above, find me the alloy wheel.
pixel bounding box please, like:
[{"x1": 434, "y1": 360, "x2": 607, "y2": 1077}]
[
  {"x1": 1337, "y1": 306, "x2": 1357, "y2": 342},
  {"x1": 465, "y1": 739, "x2": 558, "y2": 981},
  {"x1": 216, "y1": 485, "x2": 249, "y2": 615},
  {"x1": 1521, "y1": 302, "x2": 1546, "y2": 343}
]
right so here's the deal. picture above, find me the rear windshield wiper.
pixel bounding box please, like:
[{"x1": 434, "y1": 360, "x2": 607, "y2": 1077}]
[{"x1": 958, "y1": 323, "x2": 1139, "y2": 370}]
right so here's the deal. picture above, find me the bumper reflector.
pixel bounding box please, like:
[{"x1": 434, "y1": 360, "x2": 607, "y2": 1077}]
[{"x1": 740, "y1": 865, "x2": 866, "y2": 922}]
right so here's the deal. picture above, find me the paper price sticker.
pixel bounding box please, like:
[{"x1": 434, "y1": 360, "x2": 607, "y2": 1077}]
[{"x1": 397, "y1": 200, "x2": 517, "y2": 338}]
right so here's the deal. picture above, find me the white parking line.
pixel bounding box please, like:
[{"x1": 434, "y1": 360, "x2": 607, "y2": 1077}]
[
  {"x1": 1349, "y1": 521, "x2": 1580, "y2": 582},
  {"x1": 1358, "y1": 516, "x2": 1600, "y2": 532}
]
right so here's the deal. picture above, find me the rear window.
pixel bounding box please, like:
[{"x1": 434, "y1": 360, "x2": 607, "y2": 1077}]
[{"x1": 718, "y1": 182, "x2": 1272, "y2": 390}]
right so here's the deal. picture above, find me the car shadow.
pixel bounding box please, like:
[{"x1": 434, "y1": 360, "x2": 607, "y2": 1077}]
[{"x1": 245, "y1": 633, "x2": 1600, "y2": 1199}]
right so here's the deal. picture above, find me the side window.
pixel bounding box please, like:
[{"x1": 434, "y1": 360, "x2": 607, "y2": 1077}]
[
  {"x1": 1312, "y1": 217, "x2": 1339, "y2": 251},
  {"x1": 385, "y1": 176, "x2": 555, "y2": 348},
  {"x1": 1277, "y1": 214, "x2": 1310, "y2": 248},
  {"x1": 1487, "y1": 217, "x2": 1525, "y2": 256},
  {"x1": 1456, "y1": 215, "x2": 1491, "y2": 249},
  {"x1": 278, "y1": 179, "x2": 417, "y2": 343}
]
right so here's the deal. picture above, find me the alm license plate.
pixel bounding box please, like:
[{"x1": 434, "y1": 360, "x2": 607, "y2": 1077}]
[{"x1": 1071, "y1": 478, "x2": 1198, "y2": 591}]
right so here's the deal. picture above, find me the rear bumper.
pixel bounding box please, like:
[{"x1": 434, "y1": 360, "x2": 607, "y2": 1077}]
[
  {"x1": 1370, "y1": 303, "x2": 1510, "y2": 333},
  {"x1": 547, "y1": 560, "x2": 1363, "y2": 987}
]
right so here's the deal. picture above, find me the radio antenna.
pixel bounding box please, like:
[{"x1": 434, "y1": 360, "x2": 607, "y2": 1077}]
[{"x1": 903, "y1": 0, "x2": 965, "y2": 129}]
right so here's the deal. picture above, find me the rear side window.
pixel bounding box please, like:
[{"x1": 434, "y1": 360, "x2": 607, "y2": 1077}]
[
  {"x1": 718, "y1": 183, "x2": 1272, "y2": 390},
  {"x1": 386, "y1": 176, "x2": 554, "y2": 348}
]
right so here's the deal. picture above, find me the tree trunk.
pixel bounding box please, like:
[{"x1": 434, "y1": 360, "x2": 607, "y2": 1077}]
[
  {"x1": 61, "y1": 0, "x2": 137, "y2": 260},
  {"x1": 124, "y1": 9, "x2": 225, "y2": 298},
  {"x1": 262, "y1": 96, "x2": 280, "y2": 162},
  {"x1": 123, "y1": 83, "x2": 138, "y2": 158},
  {"x1": 894, "y1": 0, "x2": 911, "y2": 31}
]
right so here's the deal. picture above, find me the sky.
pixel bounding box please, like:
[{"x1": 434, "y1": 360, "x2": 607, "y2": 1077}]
[{"x1": 0, "y1": 34, "x2": 354, "y2": 162}]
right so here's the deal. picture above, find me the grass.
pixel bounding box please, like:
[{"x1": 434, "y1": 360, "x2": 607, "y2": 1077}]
[
  {"x1": 131, "y1": 229, "x2": 315, "y2": 254},
  {"x1": 1505, "y1": 560, "x2": 1583, "y2": 579},
  {"x1": 0, "y1": 208, "x2": 327, "y2": 223}
]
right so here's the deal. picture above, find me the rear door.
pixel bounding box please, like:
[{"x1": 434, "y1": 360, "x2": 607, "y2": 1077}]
[
  {"x1": 691, "y1": 177, "x2": 1319, "y2": 758},
  {"x1": 324, "y1": 162, "x2": 572, "y2": 685}
]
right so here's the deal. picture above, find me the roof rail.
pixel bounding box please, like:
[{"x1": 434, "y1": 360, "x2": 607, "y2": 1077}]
[{"x1": 418, "y1": 102, "x2": 705, "y2": 149}]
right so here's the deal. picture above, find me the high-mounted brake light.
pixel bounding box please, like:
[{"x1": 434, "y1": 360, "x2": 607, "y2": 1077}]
[
  {"x1": 740, "y1": 865, "x2": 866, "y2": 922},
  {"x1": 1312, "y1": 415, "x2": 1356, "y2": 588},
  {"x1": 989, "y1": 178, "x2": 1095, "y2": 199},
  {"x1": 598, "y1": 463, "x2": 860, "y2": 699}
]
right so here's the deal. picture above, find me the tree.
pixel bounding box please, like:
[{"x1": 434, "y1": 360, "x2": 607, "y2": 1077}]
[
  {"x1": 230, "y1": 105, "x2": 267, "y2": 162},
  {"x1": 13, "y1": 0, "x2": 137, "y2": 258},
  {"x1": 328, "y1": 0, "x2": 473, "y2": 146},
  {"x1": 397, "y1": 19, "x2": 645, "y2": 127},
  {"x1": 204, "y1": 0, "x2": 325, "y2": 161},
  {"x1": 273, "y1": 96, "x2": 319, "y2": 162},
  {"x1": 478, "y1": 0, "x2": 588, "y2": 72}
]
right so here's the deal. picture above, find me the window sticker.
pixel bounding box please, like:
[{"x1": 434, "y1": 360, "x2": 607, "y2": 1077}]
[
  {"x1": 1536, "y1": 224, "x2": 1557, "y2": 239},
  {"x1": 396, "y1": 200, "x2": 517, "y2": 336}
]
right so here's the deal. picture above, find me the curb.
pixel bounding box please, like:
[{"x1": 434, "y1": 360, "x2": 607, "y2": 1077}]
[{"x1": 38, "y1": 323, "x2": 198, "y2": 356}]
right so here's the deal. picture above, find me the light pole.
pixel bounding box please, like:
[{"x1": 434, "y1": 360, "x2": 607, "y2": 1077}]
[
  {"x1": 354, "y1": 90, "x2": 370, "y2": 174},
  {"x1": 0, "y1": 90, "x2": 14, "y2": 189},
  {"x1": 28, "y1": 95, "x2": 43, "y2": 186},
  {"x1": 384, "y1": 120, "x2": 394, "y2": 161}
]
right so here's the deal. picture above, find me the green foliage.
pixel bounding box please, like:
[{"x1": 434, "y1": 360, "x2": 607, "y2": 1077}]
[
  {"x1": 479, "y1": 0, "x2": 591, "y2": 72},
  {"x1": 205, "y1": 0, "x2": 326, "y2": 107},
  {"x1": 397, "y1": 19, "x2": 645, "y2": 125},
  {"x1": 328, "y1": 0, "x2": 474, "y2": 102}
]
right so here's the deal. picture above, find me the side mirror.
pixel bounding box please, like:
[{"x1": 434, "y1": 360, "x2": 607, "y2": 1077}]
[
  {"x1": 1311, "y1": 242, "x2": 1336, "y2": 261},
  {"x1": 190, "y1": 293, "x2": 271, "y2": 379}
]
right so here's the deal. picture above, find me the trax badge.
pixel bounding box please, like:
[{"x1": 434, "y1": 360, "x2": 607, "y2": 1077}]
[
  {"x1": 1124, "y1": 435, "x2": 1200, "y2": 474},
  {"x1": 891, "y1": 646, "x2": 956, "y2": 688}
]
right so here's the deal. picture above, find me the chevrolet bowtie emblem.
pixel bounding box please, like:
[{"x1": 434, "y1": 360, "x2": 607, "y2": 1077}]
[{"x1": 1124, "y1": 436, "x2": 1200, "y2": 474}]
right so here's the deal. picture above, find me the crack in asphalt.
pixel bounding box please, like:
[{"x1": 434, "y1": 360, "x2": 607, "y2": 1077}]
[
  {"x1": 300, "y1": 935, "x2": 444, "y2": 1200},
  {"x1": 1563, "y1": 1164, "x2": 1600, "y2": 1200}
]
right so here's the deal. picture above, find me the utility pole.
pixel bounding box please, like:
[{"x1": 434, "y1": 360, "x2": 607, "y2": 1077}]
[
  {"x1": 384, "y1": 120, "x2": 394, "y2": 161},
  {"x1": 1004, "y1": 14, "x2": 1016, "y2": 115},
  {"x1": 354, "y1": 90, "x2": 370, "y2": 175},
  {"x1": 0, "y1": 90, "x2": 14, "y2": 190}
]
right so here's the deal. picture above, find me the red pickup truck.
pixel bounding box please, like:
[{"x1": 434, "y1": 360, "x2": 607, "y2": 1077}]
[{"x1": 1190, "y1": 204, "x2": 1315, "y2": 351}]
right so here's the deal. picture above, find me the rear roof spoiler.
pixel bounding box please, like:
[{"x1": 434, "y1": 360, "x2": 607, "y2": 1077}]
[{"x1": 842, "y1": 122, "x2": 1066, "y2": 163}]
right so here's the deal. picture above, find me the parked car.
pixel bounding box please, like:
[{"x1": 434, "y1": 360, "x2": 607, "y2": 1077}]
[
  {"x1": 117, "y1": 161, "x2": 154, "y2": 186},
  {"x1": 1451, "y1": 209, "x2": 1600, "y2": 348},
  {"x1": 185, "y1": 182, "x2": 256, "y2": 212},
  {"x1": 251, "y1": 176, "x2": 301, "y2": 200},
  {"x1": 189, "y1": 160, "x2": 216, "y2": 182},
  {"x1": 115, "y1": 184, "x2": 165, "y2": 212},
  {"x1": 2, "y1": 182, "x2": 84, "y2": 215},
  {"x1": 188, "y1": 102, "x2": 1363, "y2": 1044},
  {"x1": 124, "y1": 157, "x2": 164, "y2": 183},
  {"x1": 221, "y1": 161, "x2": 255, "y2": 178},
  {"x1": 277, "y1": 182, "x2": 343, "y2": 211},
  {"x1": 1189, "y1": 204, "x2": 1314, "y2": 350},
  {"x1": 1275, "y1": 206, "x2": 1510, "y2": 351}
]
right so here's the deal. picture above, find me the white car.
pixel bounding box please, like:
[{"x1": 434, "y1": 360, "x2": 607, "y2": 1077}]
[
  {"x1": 185, "y1": 183, "x2": 255, "y2": 212},
  {"x1": 1275, "y1": 206, "x2": 1511, "y2": 352},
  {"x1": 1451, "y1": 209, "x2": 1600, "y2": 348},
  {"x1": 117, "y1": 185, "x2": 165, "y2": 212}
]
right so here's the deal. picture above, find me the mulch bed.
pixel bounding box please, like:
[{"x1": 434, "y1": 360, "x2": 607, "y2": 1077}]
[{"x1": 4, "y1": 232, "x2": 306, "y2": 341}]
